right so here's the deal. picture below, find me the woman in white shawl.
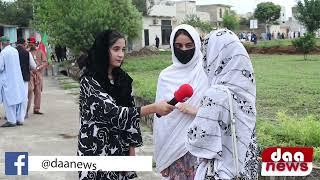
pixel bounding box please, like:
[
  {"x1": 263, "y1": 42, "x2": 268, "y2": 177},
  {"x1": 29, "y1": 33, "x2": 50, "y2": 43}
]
[
  {"x1": 154, "y1": 24, "x2": 208, "y2": 179},
  {"x1": 181, "y1": 29, "x2": 259, "y2": 179}
]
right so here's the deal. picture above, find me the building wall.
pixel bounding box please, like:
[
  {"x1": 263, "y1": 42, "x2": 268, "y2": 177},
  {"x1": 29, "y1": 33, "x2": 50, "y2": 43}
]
[
  {"x1": 196, "y1": 12, "x2": 211, "y2": 22},
  {"x1": 3, "y1": 26, "x2": 17, "y2": 44},
  {"x1": 131, "y1": 16, "x2": 172, "y2": 51},
  {"x1": 279, "y1": 6, "x2": 287, "y2": 23},
  {"x1": 196, "y1": 5, "x2": 231, "y2": 27},
  {"x1": 142, "y1": 16, "x2": 163, "y2": 47},
  {"x1": 149, "y1": 3, "x2": 176, "y2": 17},
  {"x1": 175, "y1": 1, "x2": 196, "y2": 24}
]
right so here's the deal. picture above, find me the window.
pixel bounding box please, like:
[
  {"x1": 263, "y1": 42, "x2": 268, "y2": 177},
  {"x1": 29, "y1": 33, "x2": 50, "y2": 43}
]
[{"x1": 219, "y1": 9, "x2": 223, "y2": 18}]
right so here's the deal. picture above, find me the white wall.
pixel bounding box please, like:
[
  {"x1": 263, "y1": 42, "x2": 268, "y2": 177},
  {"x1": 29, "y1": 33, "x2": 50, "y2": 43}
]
[
  {"x1": 197, "y1": 12, "x2": 211, "y2": 22},
  {"x1": 142, "y1": 17, "x2": 163, "y2": 47},
  {"x1": 131, "y1": 16, "x2": 172, "y2": 51},
  {"x1": 149, "y1": 4, "x2": 176, "y2": 17},
  {"x1": 176, "y1": 1, "x2": 197, "y2": 24},
  {"x1": 279, "y1": 6, "x2": 287, "y2": 23}
]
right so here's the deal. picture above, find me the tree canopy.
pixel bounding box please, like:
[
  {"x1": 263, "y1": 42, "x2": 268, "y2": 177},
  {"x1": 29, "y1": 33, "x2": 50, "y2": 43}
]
[
  {"x1": 0, "y1": 0, "x2": 33, "y2": 27},
  {"x1": 295, "y1": 0, "x2": 320, "y2": 33},
  {"x1": 181, "y1": 14, "x2": 213, "y2": 33},
  {"x1": 33, "y1": 0, "x2": 142, "y2": 53},
  {"x1": 222, "y1": 10, "x2": 239, "y2": 31},
  {"x1": 254, "y1": 2, "x2": 281, "y2": 25}
]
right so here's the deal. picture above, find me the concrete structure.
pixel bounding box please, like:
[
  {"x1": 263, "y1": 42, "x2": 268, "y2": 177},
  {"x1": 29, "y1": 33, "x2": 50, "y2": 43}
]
[
  {"x1": 0, "y1": 23, "x2": 18, "y2": 44},
  {"x1": 0, "y1": 24, "x2": 40, "y2": 49},
  {"x1": 131, "y1": 0, "x2": 212, "y2": 51},
  {"x1": 135, "y1": 1, "x2": 266, "y2": 50},
  {"x1": 175, "y1": 0, "x2": 196, "y2": 24},
  {"x1": 196, "y1": 4, "x2": 231, "y2": 27},
  {"x1": 130, "y1": 0, "x2": 176, "y2": 51},
  {"x1": 286, "y1": 7, "x2": 307, "y2": 34}
]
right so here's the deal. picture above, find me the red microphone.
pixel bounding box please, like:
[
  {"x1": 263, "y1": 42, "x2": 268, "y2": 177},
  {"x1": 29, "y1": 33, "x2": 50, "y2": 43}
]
[{"x1": 156, "y1": 84, "x2": 193, "y2": 117}]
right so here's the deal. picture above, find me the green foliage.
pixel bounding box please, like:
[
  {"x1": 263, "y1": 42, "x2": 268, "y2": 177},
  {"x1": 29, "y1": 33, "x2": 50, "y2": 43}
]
[
  {"x1": 0, "y1": 0, "x2": 33, "y2": 27},
  {"x1": 257, "y1": 112, "x2": 320, "y2": 162},
  {"x1": 254, "y1": 2, "x2": 281, "y2": 24},
  {"x1": 295, "y1": 0, "x2": 320, "y2": 33},
  {"x1": 239, "y1": 17, "x2": 250, "y2": 27},
  {"x1": 33, "y1": 0, "x2": 142, "y2": 54},
  {"x1": 222, "y1": 11, "x2": 239, "y2": 31},
  {"x1": 181, "y1": 14, "x2": 213, "y2": 33},
  {"x1": 292, "y1": 33, "x2": 317, "y2": 60},
  {"x1": 252, "y1": 54, "x2": 320, "y2": 119},
  {"x1": 132, "y1": 0, "x2": 154, "y2": 15},
  {"x1": 122, "y1": 54, "x2": 171, "y2": 101}
]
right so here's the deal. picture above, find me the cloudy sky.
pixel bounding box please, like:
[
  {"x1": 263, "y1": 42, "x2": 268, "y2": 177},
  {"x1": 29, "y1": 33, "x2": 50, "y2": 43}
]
[{"x1": 178, "y1": 0, "x2": 299, "y2": 17}]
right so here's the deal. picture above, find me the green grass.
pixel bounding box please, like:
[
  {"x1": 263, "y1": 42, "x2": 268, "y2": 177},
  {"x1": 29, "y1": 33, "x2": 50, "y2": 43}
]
[
  {"x1": 123, "y1": 54, "x2": 172, "y2": 101},
  {"x1": 123, "y1": 53, "x2": 320, "y2": 162},
  {"x1": 257, "y1": 112, "x2": 320, "y2": 162},
  {"x1": 124, "y1": 54, "x2": 320, "y2": 119},
  {"x1": 62, "y1": 83, "x2": 79, "y2": 90},
  {"x1": 251, "y1": 54, "x2": 320, "y2": 119}
]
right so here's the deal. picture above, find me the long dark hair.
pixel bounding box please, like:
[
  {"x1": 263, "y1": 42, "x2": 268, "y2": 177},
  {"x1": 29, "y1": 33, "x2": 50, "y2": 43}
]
[{"x1": 79, "y1": 30, "x2": 134, "y2": 106}]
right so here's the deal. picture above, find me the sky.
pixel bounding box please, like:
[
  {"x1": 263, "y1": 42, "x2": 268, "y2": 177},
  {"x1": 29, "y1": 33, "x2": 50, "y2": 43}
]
[{"x1": 177, "y1": 0, "x2": 299, "y2": 17}]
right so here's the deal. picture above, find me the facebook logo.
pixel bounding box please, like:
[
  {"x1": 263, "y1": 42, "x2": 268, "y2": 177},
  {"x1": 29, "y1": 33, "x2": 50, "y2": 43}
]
[{"x1": 5, "y1": 152, "x2": 28, "y2": 175}]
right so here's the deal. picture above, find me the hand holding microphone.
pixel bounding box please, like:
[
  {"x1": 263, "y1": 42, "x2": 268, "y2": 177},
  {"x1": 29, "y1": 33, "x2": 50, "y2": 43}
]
[{"x1": 156, "y1": 84, "x2": 193, "y2": 118}]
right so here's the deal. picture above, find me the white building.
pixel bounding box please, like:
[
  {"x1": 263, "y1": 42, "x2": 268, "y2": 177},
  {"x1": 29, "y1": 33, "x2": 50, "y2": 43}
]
[
  {"x1": 131, "y1": 1, "x2": 222, "y2": 50},
  {"x1": 130, "y1": 0, "x2": 176, "y2": 51},
  {"x1": 196, "y1": 4, "x2": 231, "y2": 27},
  {"x1": 175, "y1": 0, "x2": 197, "y2": 24}
]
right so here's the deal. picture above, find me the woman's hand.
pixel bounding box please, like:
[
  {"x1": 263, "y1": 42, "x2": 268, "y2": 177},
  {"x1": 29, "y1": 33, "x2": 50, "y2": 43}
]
[
  {"x1": 154, "y1": 101, "x2": 175, "y2": 116},
  {"x1": 140, "y1": 101, "x2": 174, "y2": 117},
  {"x1": 176, "y1": 103, "x2": 198, "y2": 116},
  {"x1": 129, "y1": 146, "x2": 135, "y2": 156},
  {"x1": 161, "y1": 168, "x2": 169, "y2": 177}
]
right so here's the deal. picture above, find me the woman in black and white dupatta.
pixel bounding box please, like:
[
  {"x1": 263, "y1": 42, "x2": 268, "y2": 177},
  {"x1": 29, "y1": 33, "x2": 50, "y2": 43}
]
[{"x1": 184, "y1": 29, "x2": 259, "y2": 179}]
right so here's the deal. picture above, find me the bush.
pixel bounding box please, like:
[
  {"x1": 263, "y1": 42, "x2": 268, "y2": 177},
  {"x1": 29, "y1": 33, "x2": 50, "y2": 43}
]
[
  {"x1": 292, "y1": 33, "x2": 317, "y2": 60},
  {"x1": 257, "y1": 112, "x2": 320, "y2": 162}
]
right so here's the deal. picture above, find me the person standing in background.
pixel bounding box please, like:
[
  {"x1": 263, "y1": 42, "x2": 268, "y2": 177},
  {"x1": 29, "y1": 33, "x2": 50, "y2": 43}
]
[
  {"x1": 16, "y1": 38, "x2": 37, "y2": 120},
  {"x1": 155, "y1": 35, "x2": 160, "y2": 49},
  {"x1": 0, "y1": 36, "x2": 26, "y2": 127},
  {"x1": 27, "y1": 36, "x2": 48, "y2": 115}
]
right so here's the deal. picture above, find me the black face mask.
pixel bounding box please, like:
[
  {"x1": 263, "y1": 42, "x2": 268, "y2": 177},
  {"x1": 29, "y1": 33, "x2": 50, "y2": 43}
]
[{"x1": 174, "y1": 47, "x2": 195, "y2": 64}]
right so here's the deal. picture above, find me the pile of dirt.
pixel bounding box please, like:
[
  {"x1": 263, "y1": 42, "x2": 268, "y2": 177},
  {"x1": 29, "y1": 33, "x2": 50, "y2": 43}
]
[
  {"x1": 246, "y1": 45, "x2": 320, "y2": 54},
  {"x1": 126, "y1": 47, "x2": 160, "y2": 57}
]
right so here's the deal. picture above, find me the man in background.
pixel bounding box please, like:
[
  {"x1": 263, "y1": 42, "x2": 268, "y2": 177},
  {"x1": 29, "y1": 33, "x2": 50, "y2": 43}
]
[
  {"x1": 0, "y1": 36, "x2": 25, "y2": 127},
  {"x1": 16, "y1": 38, "x2": 36, "y2": 119},
  {"x1": 27, "y1": 37, "x2": 48, "y2": 115}
]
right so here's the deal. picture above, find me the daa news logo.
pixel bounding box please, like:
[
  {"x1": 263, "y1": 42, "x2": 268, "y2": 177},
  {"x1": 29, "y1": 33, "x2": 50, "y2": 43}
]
[
  {"x1": 5, "y1": 152, "x2": 28, "y2": 175},
  {"x1": 261, "y1": 147, "x2": 313, "y2": 176}
]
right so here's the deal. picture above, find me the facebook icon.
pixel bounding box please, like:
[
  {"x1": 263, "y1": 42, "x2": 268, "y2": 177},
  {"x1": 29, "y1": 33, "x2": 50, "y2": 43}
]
[{"x1": 5, "y1": 152, "x2": 28, "y2": 175}]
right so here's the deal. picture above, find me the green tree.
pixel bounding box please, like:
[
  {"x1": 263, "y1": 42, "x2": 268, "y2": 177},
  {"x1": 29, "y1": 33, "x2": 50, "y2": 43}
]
[
  {"x1": 0, "y1": 0, "x2": 33, "y2": 27},
  {"x1": 295, "y1": 0, "x2": 320, "y2": 33},
  {"x1": 222, "y1": 11, "x2": 239, "y2": 31},
  {"x1": 181, "y1": 14, "x2": 213, "y2": 33},
  {"x1": 254, "y1": 2, "x2": 281, "y2": 32},
  {"x1": 33, "y1": 0, "x2": 142, "y2": 54},
  {"x1": 292, "y1": 33, "x2": 317, "y2": 60},
  {"x1": 132, "y1": 0, "x2": 154, "y2": 15}
]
